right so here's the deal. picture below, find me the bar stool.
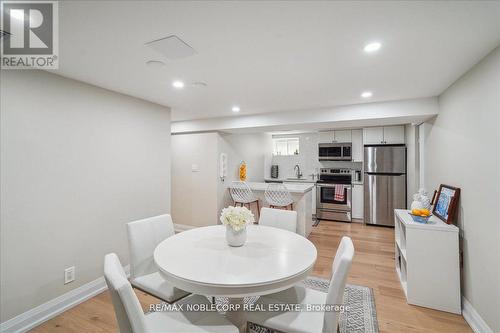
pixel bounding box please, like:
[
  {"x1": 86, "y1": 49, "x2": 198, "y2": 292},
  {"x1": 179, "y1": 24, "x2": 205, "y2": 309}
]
[
  {"x1": 265, "y1": 183, "x2": 294, "y2": 210},
  {"x1": 229, "y1": 181, "x2": 260, "y2": 220}
]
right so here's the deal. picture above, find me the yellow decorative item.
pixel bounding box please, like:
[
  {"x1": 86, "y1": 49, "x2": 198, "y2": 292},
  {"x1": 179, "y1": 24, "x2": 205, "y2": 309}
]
[
  {"x1": 239, "y1": 161, "x2": 247, "y2": 181},
  {"x1": 411, "y1": 208, "x2": 421, "y2": 216},
  {"x1": 412, "y1": 208, "x2": 430, "y2": 217},
  {"x1": 420, "y1": 208, "x2": 430, "y2": 216}
]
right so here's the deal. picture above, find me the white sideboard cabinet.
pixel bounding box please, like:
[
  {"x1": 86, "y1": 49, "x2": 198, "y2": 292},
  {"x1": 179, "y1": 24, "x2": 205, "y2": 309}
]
[{"x1": 394, "y1": 209, "x2": 461, "y2": 314}]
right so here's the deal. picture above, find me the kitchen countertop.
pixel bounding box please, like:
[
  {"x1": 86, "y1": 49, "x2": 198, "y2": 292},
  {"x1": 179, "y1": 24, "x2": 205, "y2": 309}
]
[
  {"x1": 265, "y1": 177, "x2": 364, "y2": 185},
  {"x1": 232, "y1": 182, "x2": 315, "y2": 194},
  {"x1": 264, "y1": 177, "x2": 317, "y2": 184}
]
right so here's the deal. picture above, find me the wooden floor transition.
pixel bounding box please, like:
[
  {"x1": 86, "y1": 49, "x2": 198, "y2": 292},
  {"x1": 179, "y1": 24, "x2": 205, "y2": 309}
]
[{"x1": 30, "y1": 221, "x2": 472, "y2": 333}]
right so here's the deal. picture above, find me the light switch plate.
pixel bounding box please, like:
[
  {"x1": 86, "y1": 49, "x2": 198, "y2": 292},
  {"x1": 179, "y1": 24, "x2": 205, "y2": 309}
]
[
  {"x1": 64, "y1": 266, "x2": 75, "y2": 284},
  {"x1": 191, "y1": 164, "x2": 200, "y2": 172}
]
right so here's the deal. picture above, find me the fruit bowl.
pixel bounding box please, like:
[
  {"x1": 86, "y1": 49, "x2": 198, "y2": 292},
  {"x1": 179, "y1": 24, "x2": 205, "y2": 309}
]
[{"x1": 408, "y1": 213, "x2": 432, "y2": 224}]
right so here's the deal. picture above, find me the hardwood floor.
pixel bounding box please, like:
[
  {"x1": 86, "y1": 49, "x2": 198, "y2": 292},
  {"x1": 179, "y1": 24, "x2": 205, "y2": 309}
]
[{"x1": 30, "y1": 222, "x2": 472, "y2": 333}]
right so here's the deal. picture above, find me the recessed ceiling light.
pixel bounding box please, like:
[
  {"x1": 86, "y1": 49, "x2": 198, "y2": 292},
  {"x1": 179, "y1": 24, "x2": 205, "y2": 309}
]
[
  {"x1": 172, "y1": 81, "x2": 184, "y2": 89},
  {"x1": 232, "y1": 106, "x2": 240, "y2": 112},
  {"x1": 364, "y1": 42, "x2": 382, "y2": 53},
  {"x1": 146, "y1": 60, "x2": 165, "y2": 68},
  {"x1": 361, "y1": 91, "x2": 373, "y2": 98}
]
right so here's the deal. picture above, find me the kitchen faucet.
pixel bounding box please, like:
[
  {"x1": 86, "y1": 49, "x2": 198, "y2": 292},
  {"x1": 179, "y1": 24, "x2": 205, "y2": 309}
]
[{"x1": 294, "y1": 164, "x2": 303, "y2": 178}]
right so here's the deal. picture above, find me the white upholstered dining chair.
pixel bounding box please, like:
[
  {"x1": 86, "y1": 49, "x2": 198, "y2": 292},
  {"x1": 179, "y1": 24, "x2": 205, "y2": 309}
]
[
  {"x1": 126, "y1": 214, "x2": 189, "y2": 303},
  {"x1": 259, "y1": 207, "x2": 298, "y2": 233},
  {"x1": 245, "y1": 236, "x2": 355, "y2": 333},
  {"x1": 104, "y1": 253, "x2": 238, "y2": 333}
]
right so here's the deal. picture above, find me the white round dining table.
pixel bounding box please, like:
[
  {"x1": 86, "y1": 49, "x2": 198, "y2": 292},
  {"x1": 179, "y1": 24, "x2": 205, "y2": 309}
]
[{"x1": 154, "y1": 224, "x2": 317, "y2": 332}]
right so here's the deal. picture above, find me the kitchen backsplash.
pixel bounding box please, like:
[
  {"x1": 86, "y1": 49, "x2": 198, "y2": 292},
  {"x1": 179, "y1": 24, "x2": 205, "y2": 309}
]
[{"x1": 269, "y1": 133, "x2": 362, "y2": 179}]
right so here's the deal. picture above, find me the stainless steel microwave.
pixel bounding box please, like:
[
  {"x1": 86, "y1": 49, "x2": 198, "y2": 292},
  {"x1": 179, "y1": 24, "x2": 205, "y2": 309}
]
[{"x1": 318, "y1": 143, "x2": 352, "y2": 161}]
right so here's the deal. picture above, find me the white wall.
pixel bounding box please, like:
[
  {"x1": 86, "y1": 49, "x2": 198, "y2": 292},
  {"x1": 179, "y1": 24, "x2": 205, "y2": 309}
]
[
  {"x1": 171, "y1": 133, "x2": 220, "y2": 227},
  {"x1": 218, "y1": 133, "x2": 273, "y2": 182},
  {"x1": 271, "y1": 133, "x2": 322, "y2": 179},
  {"x1": 405, "y1": 124, "x2": 419, "y2": 206},
  {"x1": 172, "y1": 97, "x2": 439, "y2": 133},
  {"x1": 218, "y1": 133, "x2": 273, "y2": 216},
  {"x1": 170, "y1": 132, "x2": 273, "y2": 227},
  {"x1": 424, "y1": 47, "x2": 500, "y2": 332},
  {"x1": 0, "y1": 71, "x2": 172, "y2": 322},
  {"x1": 418, "y1": 122, "x2": 432, "y2": 189}
]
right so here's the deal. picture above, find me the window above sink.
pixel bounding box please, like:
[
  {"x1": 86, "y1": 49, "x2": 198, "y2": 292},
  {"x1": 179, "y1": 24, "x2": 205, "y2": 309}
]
[{"x1": 273, "y1": 137, "x2": 299, "y2": 156}]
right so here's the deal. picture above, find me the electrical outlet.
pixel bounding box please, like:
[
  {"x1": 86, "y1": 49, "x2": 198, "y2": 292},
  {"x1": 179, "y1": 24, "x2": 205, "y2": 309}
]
[{"x1": 64, "y1": 266, "x2": 75, "y2": 284}]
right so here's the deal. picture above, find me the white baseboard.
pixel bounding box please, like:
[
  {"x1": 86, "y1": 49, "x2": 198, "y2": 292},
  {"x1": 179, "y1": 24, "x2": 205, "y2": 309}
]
[
  {"x1": 462, "y1": 297, "x2": 493, "y2": 333},
  {"x1": 0, "y1": 265, "x2": 130, "y2": 333},
  {"x1": 174, "y1": 223, "x2": 197, "y2": 232}
]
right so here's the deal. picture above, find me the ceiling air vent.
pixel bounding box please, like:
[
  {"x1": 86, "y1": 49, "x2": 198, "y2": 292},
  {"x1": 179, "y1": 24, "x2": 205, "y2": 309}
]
[{"x1": 145, "y1": 35, "x2": 196, "y2": 60}]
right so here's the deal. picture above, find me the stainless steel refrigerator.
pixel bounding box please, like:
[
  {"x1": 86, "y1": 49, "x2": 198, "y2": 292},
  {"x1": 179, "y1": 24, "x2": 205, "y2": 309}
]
[{"x1": 364, "y1": 145, "x2": 406, "y2": 227}]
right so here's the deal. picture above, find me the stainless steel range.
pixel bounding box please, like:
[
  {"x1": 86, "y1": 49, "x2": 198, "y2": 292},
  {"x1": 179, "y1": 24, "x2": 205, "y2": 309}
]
[{"x1": 316, "y1": 168, "x2": 352, "y2": 222}]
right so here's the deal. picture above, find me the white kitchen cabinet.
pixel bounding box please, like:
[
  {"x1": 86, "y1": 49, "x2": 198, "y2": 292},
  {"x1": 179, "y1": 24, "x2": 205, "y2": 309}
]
[
  {"x1": 363, "y1": 127, "x2": 384, "y2": 144},
  {"x1": 318, "y1": 131, "x2": 334, "y2": 143},
  {"x1": 333, "y1": 130, "x2": 352, "y2": 143},
  {"x1": 352, "y1": 184, "x2": 364, "y2": 220},
  {"x1": 283, "y1": 182, "x2": 316, "y2": 217},
  {"x1": 351, "y1": 129, "x2": 363, "y2": 162},
  {"x1": 383, "y1": 126, "x2": 405, "y2": 144},
  {"x1": 363, "y1": 126, "x2": 405, "y2": 144},
  {"x1": 318, "y1": 130, "x2": 352, "y2": 143}
]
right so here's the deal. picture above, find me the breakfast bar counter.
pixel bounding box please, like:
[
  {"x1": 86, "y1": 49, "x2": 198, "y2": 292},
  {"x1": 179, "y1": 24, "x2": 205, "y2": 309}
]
[
  {"x1": 245, "y1": 182, "x2": 314, "y2": 194},
  {"x1": 227, "y1": 182, "x2": 314, "y2": 237}
]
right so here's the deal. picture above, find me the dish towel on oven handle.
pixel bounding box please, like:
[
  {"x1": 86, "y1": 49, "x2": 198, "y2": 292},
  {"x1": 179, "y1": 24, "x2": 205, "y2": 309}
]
[{"x1": 334, "y1": 185, "x2": 346, "y2": 201}]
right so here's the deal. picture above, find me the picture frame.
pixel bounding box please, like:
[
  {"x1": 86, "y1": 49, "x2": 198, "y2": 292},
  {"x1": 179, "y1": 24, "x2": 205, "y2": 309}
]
[{"x1": 432, "y1": 184, "x2": 460, "y2": 224}]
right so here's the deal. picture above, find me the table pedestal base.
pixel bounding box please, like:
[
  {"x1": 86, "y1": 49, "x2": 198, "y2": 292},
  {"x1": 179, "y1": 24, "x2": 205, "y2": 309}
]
[{"x1": 225, "y1": 297, "x2": 246, "y2": 333}]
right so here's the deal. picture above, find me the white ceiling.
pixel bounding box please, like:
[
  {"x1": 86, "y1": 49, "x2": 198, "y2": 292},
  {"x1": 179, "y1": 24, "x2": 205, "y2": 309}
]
[{"x1": 53, "y1": 1, "x2": 500, "y2": 121}]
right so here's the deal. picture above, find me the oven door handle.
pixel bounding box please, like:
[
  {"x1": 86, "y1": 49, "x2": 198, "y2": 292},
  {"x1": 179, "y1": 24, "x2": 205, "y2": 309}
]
[{"x1": 317, "y1": 183, "x2": 352, "y2": 187}]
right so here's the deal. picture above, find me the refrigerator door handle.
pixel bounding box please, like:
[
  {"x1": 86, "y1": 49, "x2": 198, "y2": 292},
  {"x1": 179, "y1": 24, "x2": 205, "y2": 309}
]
[
  {"x1": 371, "y1": 175, "x2": 377, "y2": 225},
  {"x1": 365, "y1": 172, "x2": 405, "y2": 176}
]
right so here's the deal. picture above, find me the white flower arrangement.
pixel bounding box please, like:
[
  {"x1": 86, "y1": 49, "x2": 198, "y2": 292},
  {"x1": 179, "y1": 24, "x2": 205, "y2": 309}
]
[{"x1": 220, "y1": 206, "x2": 255, "y2": 231}]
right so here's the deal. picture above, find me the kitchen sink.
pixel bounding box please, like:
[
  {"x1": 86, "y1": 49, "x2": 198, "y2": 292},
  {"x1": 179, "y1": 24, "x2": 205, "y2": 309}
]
[{"x1": 285, "y1": 177, "x2": 316, "y2": 183}]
